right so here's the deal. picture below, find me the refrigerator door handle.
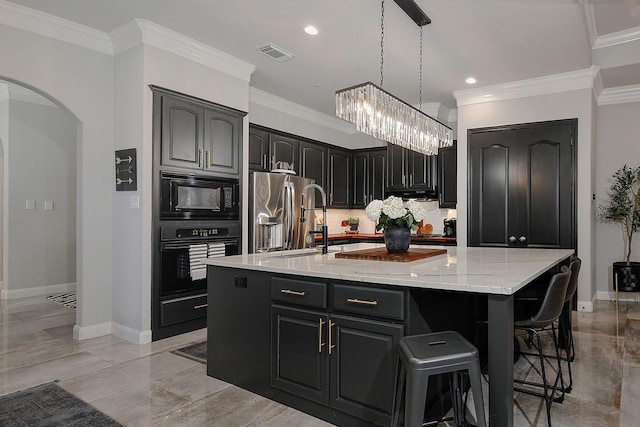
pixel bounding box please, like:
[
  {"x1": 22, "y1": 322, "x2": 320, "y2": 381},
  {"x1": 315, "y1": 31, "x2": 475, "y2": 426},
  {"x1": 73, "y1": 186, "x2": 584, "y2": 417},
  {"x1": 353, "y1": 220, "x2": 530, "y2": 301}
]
[
  {"x1": 282, "y1": 183, "x2": 290, "y2": 249},
  {"x1": 289, "y1": 183, "x2": 296, "y2": 249}
]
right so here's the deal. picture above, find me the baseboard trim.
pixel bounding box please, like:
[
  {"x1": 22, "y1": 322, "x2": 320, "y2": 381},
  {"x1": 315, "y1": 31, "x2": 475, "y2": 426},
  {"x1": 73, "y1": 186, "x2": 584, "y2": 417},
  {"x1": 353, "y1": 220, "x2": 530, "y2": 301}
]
[
  {"x1": 0, "y1": 282, "x2": 76, "y2": 300},
  {"x1": 73, "y1": 322, "x2": 112, "y2": 340},
  {"x1": 73, "y1": 322, "x2": 152, "y2": 344},
  {"x1": 596, "y1": 290, "x2": 640, "y2": 303},
  {"x1": 577, "y1": 300, "x2": 594, "y2": 312},
  {"x1": 112, "y1": 322, "x2": 152, "y2": 345}
]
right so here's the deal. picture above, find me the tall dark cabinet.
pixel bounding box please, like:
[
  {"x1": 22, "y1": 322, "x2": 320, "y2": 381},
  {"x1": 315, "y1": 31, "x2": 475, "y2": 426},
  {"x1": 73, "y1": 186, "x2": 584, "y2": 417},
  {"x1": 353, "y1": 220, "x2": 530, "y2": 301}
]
[
  {"x1": 468, "y1": 119, "x2": 576, "y2": 248},
  {"x1": 438, "y1": 142, "x2": 457, "y2": 208},
  {"x1": 328, "y1": 148, "x2": 351, "y2": 208},
  {"x1": 300, "y1": 141, "x2": 327, "y2": 208},
  {"x1": 353, "y1": 149, "x2": 387, "y2": 208}
]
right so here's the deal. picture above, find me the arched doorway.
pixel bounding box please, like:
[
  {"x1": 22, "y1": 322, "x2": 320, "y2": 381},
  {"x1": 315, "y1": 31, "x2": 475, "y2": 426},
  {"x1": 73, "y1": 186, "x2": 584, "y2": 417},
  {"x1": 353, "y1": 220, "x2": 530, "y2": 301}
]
[{"x1": 0, "y1": 79, "x2": 78, "y2": 330}]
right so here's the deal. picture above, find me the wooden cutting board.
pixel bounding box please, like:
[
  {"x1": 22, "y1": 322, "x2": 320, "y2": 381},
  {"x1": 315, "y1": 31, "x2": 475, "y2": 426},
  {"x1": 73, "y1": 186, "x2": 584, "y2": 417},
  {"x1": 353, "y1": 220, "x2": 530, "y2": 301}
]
[{"x1": 334, "y1": 247, "x2": 447, "y2": 262}]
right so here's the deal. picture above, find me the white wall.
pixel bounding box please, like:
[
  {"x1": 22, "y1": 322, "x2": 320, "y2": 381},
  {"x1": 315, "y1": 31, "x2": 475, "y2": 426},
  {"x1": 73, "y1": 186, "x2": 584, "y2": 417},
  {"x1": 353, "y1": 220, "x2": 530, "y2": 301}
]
[
  {"x1": 456, "y1": 88, "x2": 596, "y2": 309},
  {"x1": 0, "y1": 99, "x2": 6, "y2": 285},
  {"x1": 595, "y1": 101, "x2": 640, "y2": 298},
  {"x1": 6, "y1": 100, "x2": 76, "y2": 292},
  {"x1": 0, "y1": 23, "x2": 114, "y2": 336}
]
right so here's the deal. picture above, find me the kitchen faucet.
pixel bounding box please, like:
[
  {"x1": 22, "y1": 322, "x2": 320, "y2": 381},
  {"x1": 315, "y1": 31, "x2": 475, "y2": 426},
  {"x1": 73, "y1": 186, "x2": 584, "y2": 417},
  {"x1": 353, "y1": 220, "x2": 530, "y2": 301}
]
[{"x1": 300, "y1": 183, "x2": 328, "y2": 254}]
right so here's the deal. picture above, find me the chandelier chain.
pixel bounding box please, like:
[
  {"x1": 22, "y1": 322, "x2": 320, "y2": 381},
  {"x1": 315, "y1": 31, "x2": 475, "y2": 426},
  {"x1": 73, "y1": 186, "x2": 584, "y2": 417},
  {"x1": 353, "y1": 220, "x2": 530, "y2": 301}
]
[
  {"x1": 419, "y1": 26, "x2": 423, "y2": 111},
  {"x1": 380, "y1": 0, "x2": 385, "y2": 88}
]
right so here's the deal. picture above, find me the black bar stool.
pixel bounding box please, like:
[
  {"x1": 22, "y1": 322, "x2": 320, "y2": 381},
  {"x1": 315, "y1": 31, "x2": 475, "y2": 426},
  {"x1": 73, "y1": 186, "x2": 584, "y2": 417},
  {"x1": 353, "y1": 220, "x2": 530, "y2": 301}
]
[{"x1": 393, "y1": 331, "x2": 486, "y2": 427}]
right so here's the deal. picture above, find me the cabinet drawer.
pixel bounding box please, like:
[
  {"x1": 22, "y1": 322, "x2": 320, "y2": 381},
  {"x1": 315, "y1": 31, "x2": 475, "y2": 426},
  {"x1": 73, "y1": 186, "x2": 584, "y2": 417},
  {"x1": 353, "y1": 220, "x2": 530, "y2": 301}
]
[
  {"x1": 160, "y1": 294, "x2": 208, "y2": 327},
  {"x1": 332, "y1": 284, "x2": 405, "y2": 320},
  {"x1": 271, "y1": 277, "x2": 327, "y2": 309}
]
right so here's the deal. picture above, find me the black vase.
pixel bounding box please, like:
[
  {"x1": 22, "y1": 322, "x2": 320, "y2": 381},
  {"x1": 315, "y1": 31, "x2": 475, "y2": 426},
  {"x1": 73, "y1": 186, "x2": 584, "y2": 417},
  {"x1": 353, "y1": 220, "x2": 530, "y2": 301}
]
[
  {"x1": 613, "y1": 261, "x2": 640, "y2": 292},
  {"x1": 384, "y1": 224, "x2": 411, "y2": 253}
]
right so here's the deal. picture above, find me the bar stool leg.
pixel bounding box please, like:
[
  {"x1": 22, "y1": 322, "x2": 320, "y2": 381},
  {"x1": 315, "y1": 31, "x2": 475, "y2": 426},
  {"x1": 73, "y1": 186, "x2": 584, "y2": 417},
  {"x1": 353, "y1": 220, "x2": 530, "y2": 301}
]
[
  {"x1": 467, "y1": 362, "x2": 487, "y2": 427},
  {"x1": 405, "y1": 371, "x2": 429, "y2": 427}
]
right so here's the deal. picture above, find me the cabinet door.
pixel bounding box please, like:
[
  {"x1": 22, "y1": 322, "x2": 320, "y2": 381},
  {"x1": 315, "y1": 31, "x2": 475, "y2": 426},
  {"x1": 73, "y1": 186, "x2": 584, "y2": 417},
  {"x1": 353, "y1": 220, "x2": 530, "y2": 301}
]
[
  {"x1": 204, "y1": 109, "x2": 240, "y2": 176},
  {"x1": 300, "y1": 141, "x2": 328, "y2": 208},
  {"x1": 438, "y1": 143, "x2": 457, "y2": 208},
  {"x1": 269, "y1": 134, "x2": 298, "y2": 171},
  {"x1": 271, "y1": 305, "x2": 329, "y2": 405},
  {"x1": 409, "y1": 150, "x2": 427, "y2": 189},
  {"x1": 369, "y1": 150, "x2": 387, "y2": 202},
  {"x1": 328, "y1": 148, "x2": 351, "y2": 208},
  {"x1": 161, "y1": 96, "x2": 203, "y2": 170},
  {"x1": 249, "y1": 128, "x2": 269, "y2": 171},
  {"x1": 352, "y1": 152, "x2": 368, "y2": 208},
  {"x1": 387, "y1": 143, "x2": 406, "y2": 190},
  {"x1": 469, "y1": 120, "x2": 575, "y2": 249},
  {"x1": 329, "y1": 314, "x2": 403, "y2": 426}
]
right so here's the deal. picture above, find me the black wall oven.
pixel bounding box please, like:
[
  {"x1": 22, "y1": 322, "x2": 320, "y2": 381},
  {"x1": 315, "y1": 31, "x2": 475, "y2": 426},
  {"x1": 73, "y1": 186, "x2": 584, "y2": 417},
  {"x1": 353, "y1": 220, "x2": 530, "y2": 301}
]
[
  {"x1": 160, "y1": 172, "x2": 239, "y2": 220},
  {"x1": 153, "y1": 221, "x2": 240, "y2": 340}
]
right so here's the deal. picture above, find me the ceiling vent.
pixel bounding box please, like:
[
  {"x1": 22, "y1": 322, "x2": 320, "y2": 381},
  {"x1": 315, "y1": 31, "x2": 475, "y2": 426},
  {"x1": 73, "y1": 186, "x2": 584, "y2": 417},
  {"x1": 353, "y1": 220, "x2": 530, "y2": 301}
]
[{"x1": 256, "y1": 43, "x2": 295, "y2": 62}]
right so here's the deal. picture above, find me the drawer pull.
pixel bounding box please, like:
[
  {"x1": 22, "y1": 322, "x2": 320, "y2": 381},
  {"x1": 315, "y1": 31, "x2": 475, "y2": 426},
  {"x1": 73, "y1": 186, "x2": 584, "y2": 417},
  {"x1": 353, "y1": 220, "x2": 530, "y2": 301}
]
[
  {"x1": 346, "y1": 298, "x2": 378, "y2": 306},
  {"x1": 280, "y1": 289, "x2": 306, "y2": 296},
  {"x1": 318, "y1": 318, "x2": 326, "y2": 353},
  {"x1": 193, "y1": 304, "x2": 208, "y2": 310}
]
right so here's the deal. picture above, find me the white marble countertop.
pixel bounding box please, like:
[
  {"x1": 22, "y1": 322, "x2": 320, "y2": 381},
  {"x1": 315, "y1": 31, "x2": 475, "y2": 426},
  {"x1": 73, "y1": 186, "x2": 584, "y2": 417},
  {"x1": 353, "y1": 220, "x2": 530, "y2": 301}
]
[{"x1": 203, "y1": 243, "x2": 574, "y2": 295}]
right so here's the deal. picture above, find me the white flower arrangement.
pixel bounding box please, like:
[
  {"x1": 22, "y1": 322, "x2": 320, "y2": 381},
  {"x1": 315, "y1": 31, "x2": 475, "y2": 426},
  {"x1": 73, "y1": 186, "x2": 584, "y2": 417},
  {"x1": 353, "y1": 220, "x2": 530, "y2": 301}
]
[{"x1": 365, "y1": 196, "x2": 426, "y2": 232}]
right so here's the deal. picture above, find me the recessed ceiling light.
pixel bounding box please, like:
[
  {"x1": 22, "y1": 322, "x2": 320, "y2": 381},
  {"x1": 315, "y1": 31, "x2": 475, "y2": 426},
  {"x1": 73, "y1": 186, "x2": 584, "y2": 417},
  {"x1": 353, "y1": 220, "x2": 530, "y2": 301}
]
[
  {"x1": 304, "y1": 25, "x2": 319, "y2": 35},
  {"x1": 466, "y1": 77, "x2": 477, "y2": 85}
]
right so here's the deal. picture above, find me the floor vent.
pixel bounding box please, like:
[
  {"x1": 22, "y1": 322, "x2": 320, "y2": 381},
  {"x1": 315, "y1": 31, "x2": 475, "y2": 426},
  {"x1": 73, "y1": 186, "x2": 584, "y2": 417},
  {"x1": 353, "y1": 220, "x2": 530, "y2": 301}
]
[{"x1": 256, "y1": 43, "x2": 295, "y2": 62}]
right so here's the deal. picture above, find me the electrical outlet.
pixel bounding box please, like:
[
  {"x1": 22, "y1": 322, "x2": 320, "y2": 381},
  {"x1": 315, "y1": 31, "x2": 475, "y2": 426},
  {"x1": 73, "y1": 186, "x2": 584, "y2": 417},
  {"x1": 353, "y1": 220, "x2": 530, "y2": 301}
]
[
  {"x1": 129, "y1": 195, "x2": 140, "y2": 209},
  {"x1": 25, "y1": 200, "x2": 35, "y2": 210},
  {"x1": 44, "y1": 200, "x2": 54, "y2": 210},
  {"x1": 234, "y1": 276, "x2": 247, "y2": 288}
]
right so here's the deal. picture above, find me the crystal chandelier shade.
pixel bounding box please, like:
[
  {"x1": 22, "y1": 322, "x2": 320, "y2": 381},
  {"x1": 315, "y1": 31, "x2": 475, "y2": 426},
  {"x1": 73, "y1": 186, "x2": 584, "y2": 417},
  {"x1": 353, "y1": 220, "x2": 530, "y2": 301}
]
[{"x1": 336, "y1": 82, "x2": 453, "y2": 155}]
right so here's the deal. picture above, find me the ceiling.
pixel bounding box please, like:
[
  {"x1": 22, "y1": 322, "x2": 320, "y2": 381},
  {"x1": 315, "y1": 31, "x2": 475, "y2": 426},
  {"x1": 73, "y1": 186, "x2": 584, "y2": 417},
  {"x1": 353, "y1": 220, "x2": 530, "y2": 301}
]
[{"x1": 6, "y1": 0, "x2": 640, "y2": 118}]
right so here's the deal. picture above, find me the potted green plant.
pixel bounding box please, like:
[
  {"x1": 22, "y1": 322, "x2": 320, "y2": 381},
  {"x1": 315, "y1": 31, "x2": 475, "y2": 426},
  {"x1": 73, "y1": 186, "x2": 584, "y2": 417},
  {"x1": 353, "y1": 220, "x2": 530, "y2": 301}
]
[
  {"x1": 598, "y1": 164, "x2": 640, "y2": 292},
  {"x1": 347, "y1": 217, "x2": 360, "y2": 231}
]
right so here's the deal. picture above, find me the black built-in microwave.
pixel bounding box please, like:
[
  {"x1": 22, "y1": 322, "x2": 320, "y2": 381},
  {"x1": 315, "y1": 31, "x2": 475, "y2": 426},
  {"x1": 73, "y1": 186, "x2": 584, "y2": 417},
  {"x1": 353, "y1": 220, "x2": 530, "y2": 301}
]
[{"x1": 160, "y1": 172, "x2": 239, "y2": 220}]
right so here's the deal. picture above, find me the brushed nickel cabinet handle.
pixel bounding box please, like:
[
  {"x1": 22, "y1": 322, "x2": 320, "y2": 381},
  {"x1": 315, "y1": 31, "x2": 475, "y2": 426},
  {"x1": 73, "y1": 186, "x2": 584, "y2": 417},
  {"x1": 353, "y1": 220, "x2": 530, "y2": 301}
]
[
  {"x1": 346, "y1": 298, "x2": 378, "y2": 306},
  {"x1": 206, "y1": 150, "x2": 211, "y2": 168},
  {"x1": 193, "y1": 304, "x2": 207, "y2": 310},
  {"x1": 280, "y1": 289, "x2": 306, "y2": 296},
  {"x1": 328, "y1": 320, "x2": 335, "y2": 355},
  {"x1": 318, "y1": 318, "x2": 326, "y2": 353}
]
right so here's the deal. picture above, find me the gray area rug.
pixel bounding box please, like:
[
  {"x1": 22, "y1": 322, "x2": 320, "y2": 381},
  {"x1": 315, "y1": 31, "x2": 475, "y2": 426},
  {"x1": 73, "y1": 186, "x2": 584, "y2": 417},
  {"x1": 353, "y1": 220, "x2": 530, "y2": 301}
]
[
  {"x1": 172, "y1": 340, "x2": 207, "y2": 364},
  {"x1": 0, "y1": 382, "x2": 123, "y2": 426}
]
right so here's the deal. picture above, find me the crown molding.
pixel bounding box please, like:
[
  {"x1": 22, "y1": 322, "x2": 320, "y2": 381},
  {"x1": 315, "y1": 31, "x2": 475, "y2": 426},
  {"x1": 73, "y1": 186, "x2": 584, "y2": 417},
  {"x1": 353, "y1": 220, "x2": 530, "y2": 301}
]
[
  {"x1": 0, "y1": 0, "x2": 112, "y2": 54},
  {"x1": 111, "y1": 19, "x2": 256, "y2": 82},
  {"x1": 0, "y1": 84, "x2": 8, "y2": 103},
  {"x1": 598, "y1": 84, "x2": 640, "y2": 106},
  {"x1": 593, "y1": 26, "x2": 640, "y2": 50},
  {"x1": 580, "y1": 0, "x2": 597, "y2": 48},
  {"x1": 452, "y1": 66, "x2": 601, "y2": 107},
  {"x1": 250, "y1": 87, "x2": 358, "y2": 134}
]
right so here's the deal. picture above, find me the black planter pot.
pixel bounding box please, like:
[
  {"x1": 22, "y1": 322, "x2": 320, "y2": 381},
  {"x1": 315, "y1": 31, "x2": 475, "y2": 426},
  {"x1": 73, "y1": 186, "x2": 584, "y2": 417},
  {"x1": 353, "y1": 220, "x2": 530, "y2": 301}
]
[
  {"x1": 613, "y1": 261, "x2": 640, "y2": 292},
  {"x1": 383, "y1": 225, "x2": 411, "y2": 253}
]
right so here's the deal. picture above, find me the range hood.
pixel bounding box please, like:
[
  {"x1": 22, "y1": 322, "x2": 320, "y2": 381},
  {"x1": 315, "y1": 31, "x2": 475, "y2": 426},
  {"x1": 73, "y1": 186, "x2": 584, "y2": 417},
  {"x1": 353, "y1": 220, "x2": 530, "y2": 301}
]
[{"x1": 385, "y1": 187, "x2": 438, "y2": 201}]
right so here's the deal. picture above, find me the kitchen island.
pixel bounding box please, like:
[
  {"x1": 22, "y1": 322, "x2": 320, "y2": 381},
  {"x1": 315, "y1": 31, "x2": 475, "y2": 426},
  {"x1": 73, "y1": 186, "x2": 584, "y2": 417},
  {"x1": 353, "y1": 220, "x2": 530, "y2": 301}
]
[{"x1": 204, "y1": 243, "x2": 573, "y2": 427}]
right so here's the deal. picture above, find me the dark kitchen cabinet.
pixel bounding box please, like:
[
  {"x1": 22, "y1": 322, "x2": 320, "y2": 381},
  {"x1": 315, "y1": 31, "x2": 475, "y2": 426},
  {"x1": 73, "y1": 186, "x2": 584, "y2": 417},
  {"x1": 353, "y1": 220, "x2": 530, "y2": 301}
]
[
  {"x1": 159, "y1": 93, "x2": 243, "y2": 177},
  {"x1": 438, "y1": 141, "x2": 457, "y2": 208},
  {"x1": 270, "y1": 134, "x2": 299, "y2": 170},
  {"x1": 387, "y1": 143, "x2": 437, "y2": 193},
  {"x1": 328, "y1": 148, "x2": 351, "y2": 208},
  {"x1": 468, "y1": 119, "x2": 576, "y2": 248},
  {"x1": 270, "y1": 277, "x2": 404, "y2": 427},
  {"x1": 300, "y1": 141, "x2": 328, "y2": 208},
  {"x1": 353, "y1": 149, "x2": 387, "y2": 208},
  {"x1": 249, "y1": 128, "x2": 269, "y2": 171}
]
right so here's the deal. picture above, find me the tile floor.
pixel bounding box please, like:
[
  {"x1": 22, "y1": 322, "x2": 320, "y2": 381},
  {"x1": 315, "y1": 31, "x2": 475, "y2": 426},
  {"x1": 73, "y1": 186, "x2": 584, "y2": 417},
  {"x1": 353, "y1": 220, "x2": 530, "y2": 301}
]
[{"x1": 0, "y1": 295, "x2": 638, "y2": 426}]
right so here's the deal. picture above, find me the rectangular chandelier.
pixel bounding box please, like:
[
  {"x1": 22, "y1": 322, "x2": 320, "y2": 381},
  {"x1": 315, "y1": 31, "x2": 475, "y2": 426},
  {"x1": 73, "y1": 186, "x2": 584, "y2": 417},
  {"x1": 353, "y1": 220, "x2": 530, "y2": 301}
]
[{"x1": 335, "y1": 82, "x2": 453, "y2": 155}]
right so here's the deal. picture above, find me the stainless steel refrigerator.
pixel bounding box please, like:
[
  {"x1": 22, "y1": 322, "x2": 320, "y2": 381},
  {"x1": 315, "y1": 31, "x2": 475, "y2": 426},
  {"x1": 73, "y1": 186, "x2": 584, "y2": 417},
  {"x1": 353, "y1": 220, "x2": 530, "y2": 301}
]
[{"x1": 250, "y1": 172, "x2": 316, "y2": 253}]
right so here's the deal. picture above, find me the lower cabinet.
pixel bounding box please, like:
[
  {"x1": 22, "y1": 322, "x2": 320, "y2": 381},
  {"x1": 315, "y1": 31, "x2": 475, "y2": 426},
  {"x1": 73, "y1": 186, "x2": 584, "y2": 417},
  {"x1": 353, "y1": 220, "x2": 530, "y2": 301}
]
[{"x1": 271, "y1": 279, "x2": 405, "y2": 427}]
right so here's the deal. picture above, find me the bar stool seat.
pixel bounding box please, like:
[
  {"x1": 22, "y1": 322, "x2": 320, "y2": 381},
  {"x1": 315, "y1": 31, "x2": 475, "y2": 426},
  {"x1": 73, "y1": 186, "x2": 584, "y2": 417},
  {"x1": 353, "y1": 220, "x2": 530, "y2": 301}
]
[{"x1": 393, "y1": 331, "x2": 486, "y2": 427}]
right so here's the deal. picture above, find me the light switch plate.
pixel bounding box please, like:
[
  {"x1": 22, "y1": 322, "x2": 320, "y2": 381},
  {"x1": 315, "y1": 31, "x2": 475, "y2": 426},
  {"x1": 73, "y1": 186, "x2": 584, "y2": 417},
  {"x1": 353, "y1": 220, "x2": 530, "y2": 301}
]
[
  {"x1": 129, "y1": 195, "x2": 140, "y2": 209},
  {"x1": 25, "y1": 200, "x2": 35, "y2": 210}
]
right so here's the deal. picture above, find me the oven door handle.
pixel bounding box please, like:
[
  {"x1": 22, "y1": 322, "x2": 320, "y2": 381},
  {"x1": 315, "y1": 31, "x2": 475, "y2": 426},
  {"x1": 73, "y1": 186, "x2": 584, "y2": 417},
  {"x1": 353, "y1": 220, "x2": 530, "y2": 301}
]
[{"x1": 161, "y1": 240, "x2": 237, "y2": 251}]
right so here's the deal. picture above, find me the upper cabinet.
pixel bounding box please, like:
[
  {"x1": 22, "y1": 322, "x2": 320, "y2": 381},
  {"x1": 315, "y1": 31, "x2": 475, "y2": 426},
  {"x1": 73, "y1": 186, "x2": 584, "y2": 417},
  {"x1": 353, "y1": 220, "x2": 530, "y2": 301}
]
[
  {"x1": 387, "y1": 143, "x2": 437, "y2": 193},
  {"x1": 270, "y1": 134, "x2": 299, "y2": 170},
  {"x1": 299, "y1": 141, "x2": 327, "y2": 208},
  {"x1": 438, "y1": 141, "x2": 457, "y2": 208},
  {"x1": 248, "y1": 128, "x2": 269, "y2": 171},
  {"x1": 353, "y1": 149, "x2": 387, "y2": 208},
  {"x1": 248, "y1": 127, "x2": 298, "y2": 172},
  {"x1": 327, "y1": 148, "x2": 351, "y2": 208},
  {"x1": 157, "y1": 87, "x2": 245, "y2": 177}
]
